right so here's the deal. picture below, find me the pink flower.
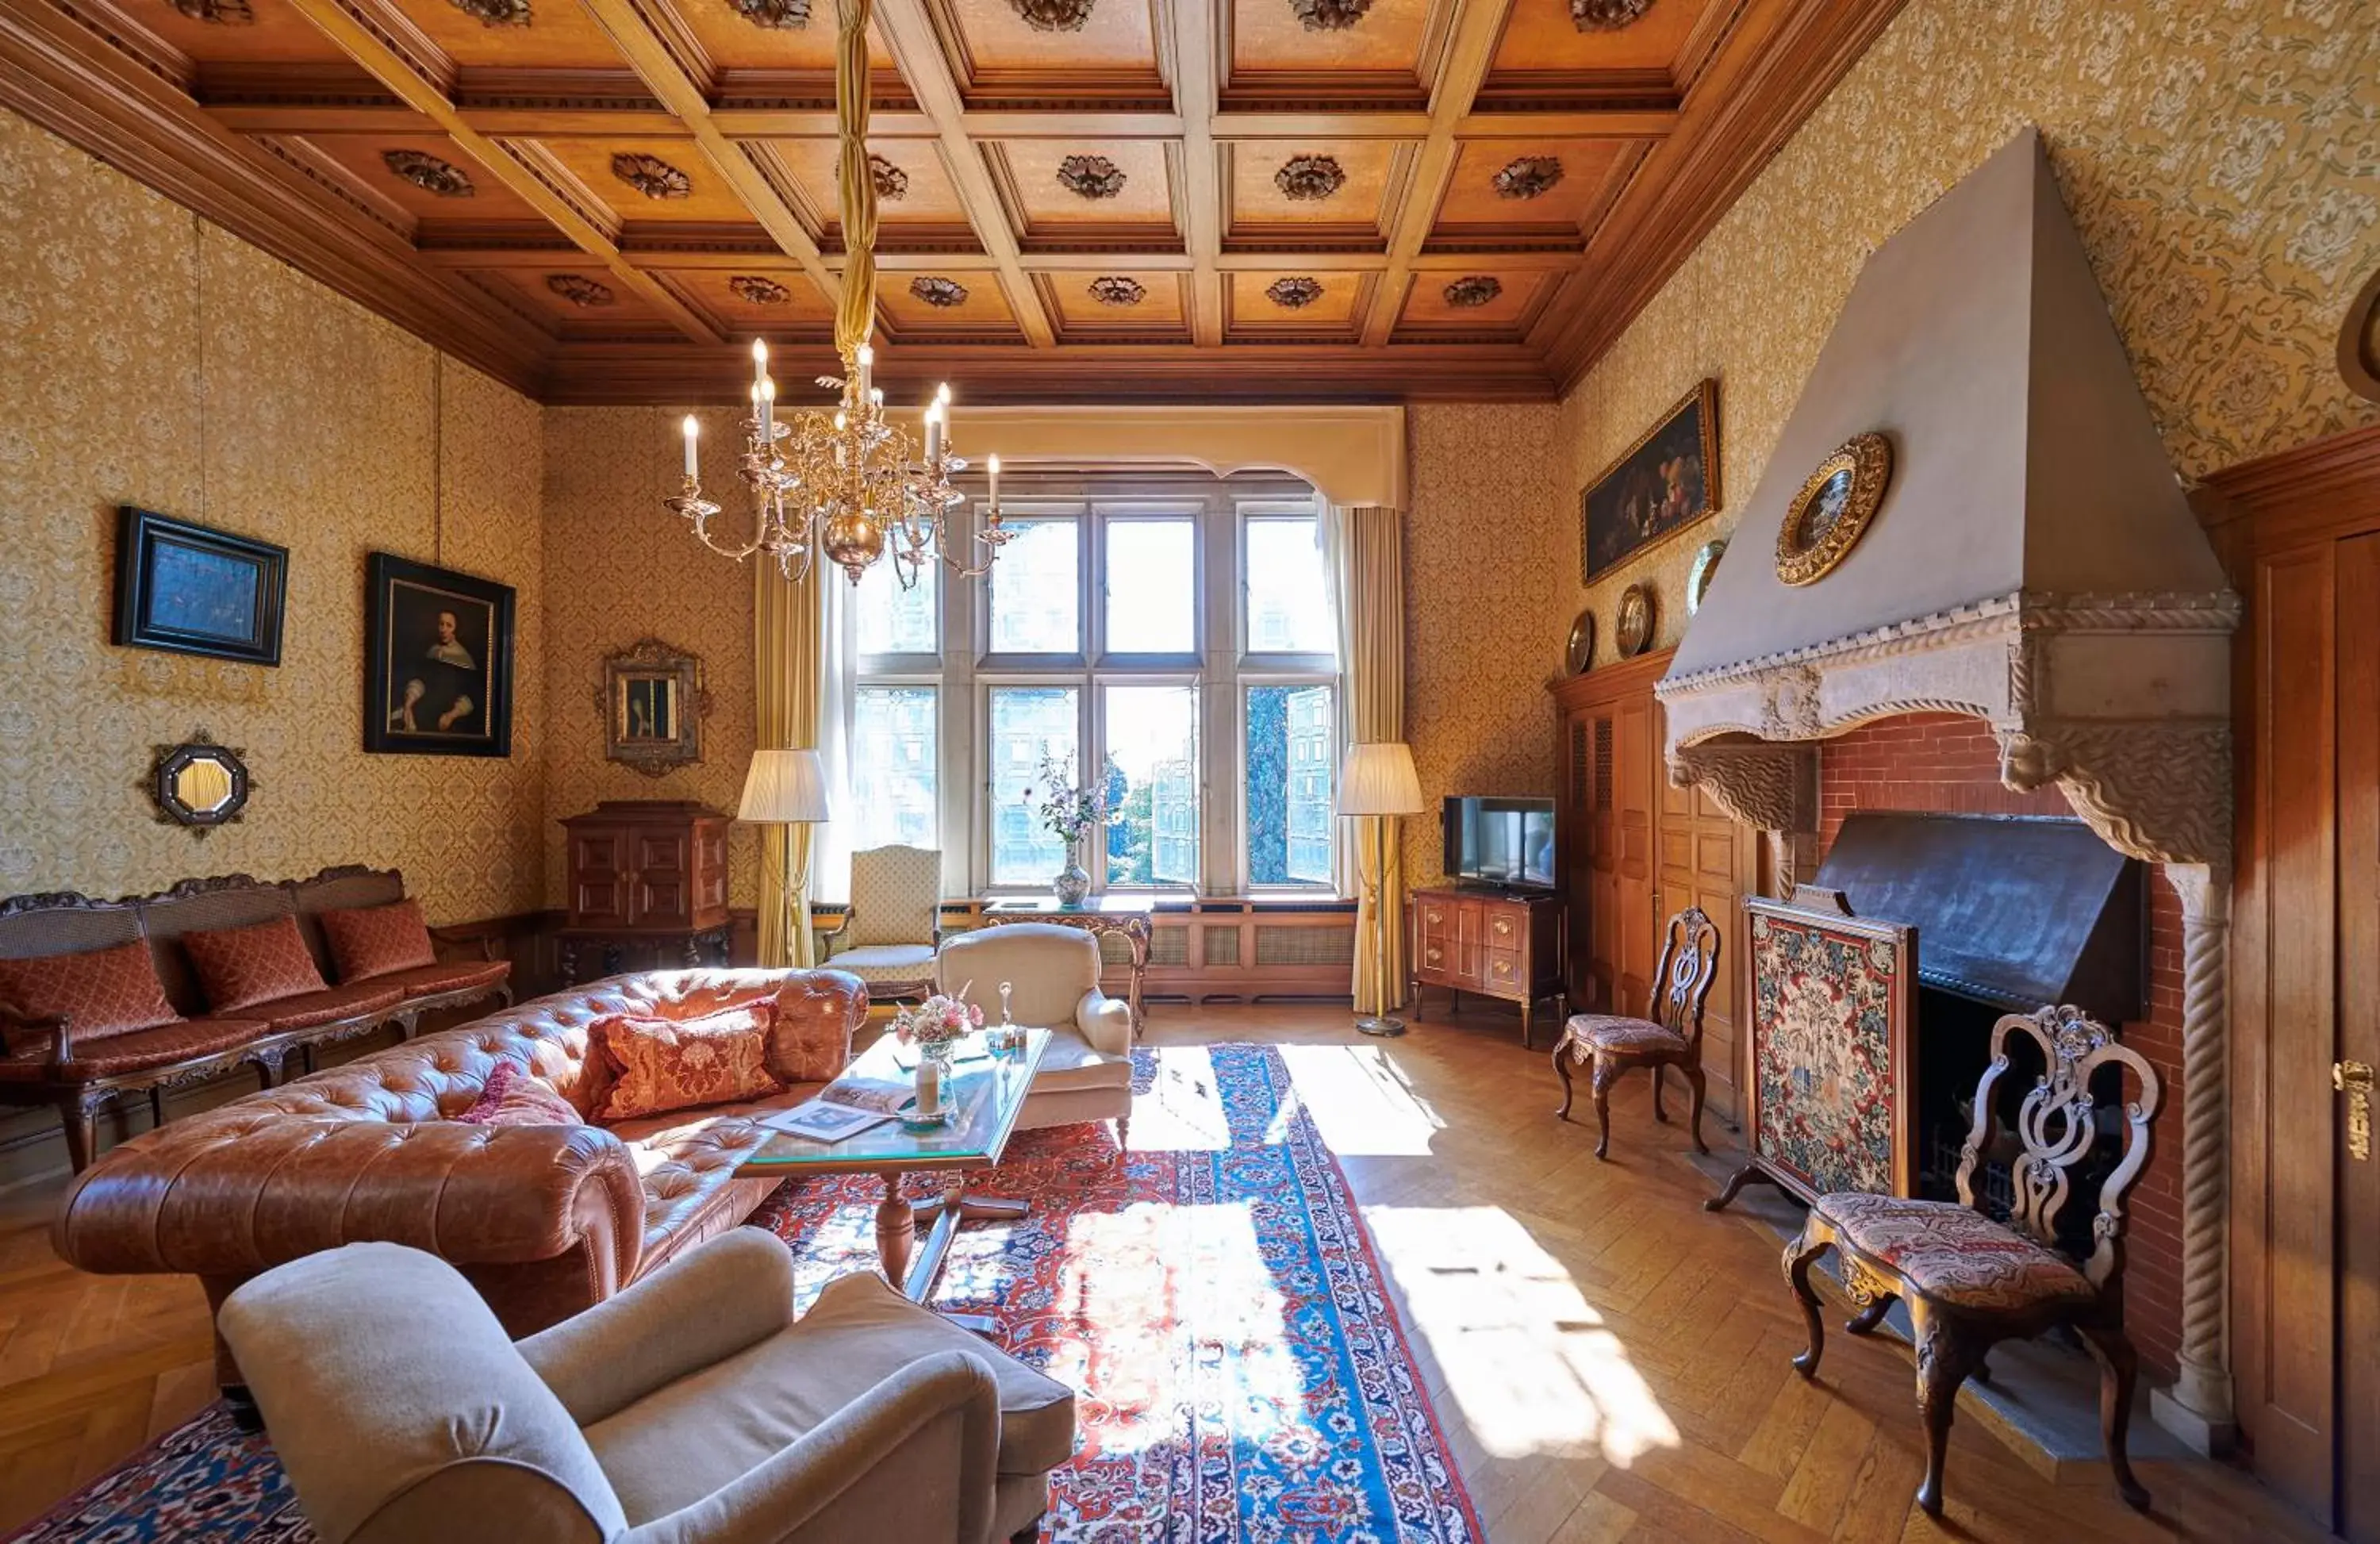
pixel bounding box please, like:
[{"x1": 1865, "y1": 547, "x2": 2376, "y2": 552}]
[{"x1": 968, "y1": 1004, "x2": 985, "y2": 1027}]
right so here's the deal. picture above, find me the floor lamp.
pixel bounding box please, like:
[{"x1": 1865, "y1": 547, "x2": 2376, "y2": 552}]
[
  {"x1": 1337, "y1": 742, "x2": 1426, "y2": 1038},
  {"x1": 739, "y1": 748, "x2": 831, "y2": 963}
]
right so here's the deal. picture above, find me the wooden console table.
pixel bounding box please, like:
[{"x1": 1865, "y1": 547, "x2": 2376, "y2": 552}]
[
  {"x1": 1407, "y1": 886, "x2": 1567, "y2": 1048},
  {"x1": 980, "y1": 898, "x2": 1152, "y2": 1037}
]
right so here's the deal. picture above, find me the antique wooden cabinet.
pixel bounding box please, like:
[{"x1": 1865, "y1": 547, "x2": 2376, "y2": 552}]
[
  {"x1": 558, "y1": 800, "x2": 731, "y2": 984},
  {"x1": 1407, "y1": 885, "x2": 1565, "y2": 1047}
]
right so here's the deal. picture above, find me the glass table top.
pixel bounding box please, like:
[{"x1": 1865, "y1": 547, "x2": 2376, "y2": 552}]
[{"x1": 740, "y1": 1027, "x2": 1049, "y2": 1172}]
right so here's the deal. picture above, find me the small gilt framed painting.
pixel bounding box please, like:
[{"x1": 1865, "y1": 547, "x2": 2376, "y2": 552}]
[
  {"x1": 1775, "y1": 432, "x2": 1893, "y2": 586},
  {"x1": 599, "y1": 638, "x2": 711, "y2": 776}
]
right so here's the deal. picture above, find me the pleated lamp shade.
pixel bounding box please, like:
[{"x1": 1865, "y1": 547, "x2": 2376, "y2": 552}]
[
  {"x1": 1336, "y1": 741, "x2": 1426, "y2": 817},
  {"x1": 737, "y1": 747, "x2": 831, "y2": 824}
]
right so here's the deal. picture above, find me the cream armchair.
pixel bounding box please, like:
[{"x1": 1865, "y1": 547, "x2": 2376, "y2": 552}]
[
  {"x1": 217, "y1": 1230, "x2": 1076, "y2": 1544},
  {"x1": 937, "y1": 924, "x2": 1134, "y2": 1150},
  {"x1": 823, "y1": 844, "x2": 943, "y2": 1002}
]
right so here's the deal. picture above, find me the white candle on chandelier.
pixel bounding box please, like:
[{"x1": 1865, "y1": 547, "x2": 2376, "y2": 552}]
[
  {"x1": 681, "y1": 413, "x2": 699, "y2": 478},
  {"x1": 923, "y1": 401, "x2": 944, "y2": 464},
  {"x1": 987, "y1": 452, "x2": 1001, "y2": 509},
  {"x1": 759, "y1": 377, "x2": 776, "y2": 444},
  {"x1": 854, "y1": 343, "x2": 873, "y2": 404},
  {"x1": 750, "y1": 339, "x2": 768, "y2": 393}
]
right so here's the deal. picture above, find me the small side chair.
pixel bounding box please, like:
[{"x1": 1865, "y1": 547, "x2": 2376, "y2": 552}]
[
  {"x1": 1780, "y1": 1004, "x2": 2159, "y2": 1517},
  {"x1": 1551, "y1": 906, "x2": 1719, "y2": 1160},
  {"x1": 823, "y1": 844, "x2": 944, "y2": 1003}
]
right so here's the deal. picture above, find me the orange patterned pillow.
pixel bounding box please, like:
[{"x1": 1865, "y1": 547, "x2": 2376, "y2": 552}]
[
  {"x1": 0, "y1": 940, "x2": 182, "y2": 1047},
  {"x1": 591, "y1": 1001, "x2": 783, "y2": 1123},
  {"x1": 182, "y1": 915, "x2": 327, "y2": 1013},
  {"x1": 320, "y1": 901, "x2": 438, "y2": 983}
]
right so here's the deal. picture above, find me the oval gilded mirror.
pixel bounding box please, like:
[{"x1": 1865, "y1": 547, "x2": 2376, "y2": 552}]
[{"x1": 150, "y1": 732, "x2": 251, "y2": 836}]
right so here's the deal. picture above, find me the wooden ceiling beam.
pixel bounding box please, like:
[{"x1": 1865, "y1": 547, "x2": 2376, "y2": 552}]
[
  {"x1": 278, "y1": 0, "x2": 716, "y2": 343},
  {"x1": 1361, "y1": 0, "x2": 1514, "y2": 348},
  {"x1": 1168, "y1": 0, "x2": 1223, "y2": 347},
  {"x1": 576, "y1": 0, "x2": 839, "y2": 308},
  {"x1": 870, "y1": 0, "x2": 1056, "y2": 348}
]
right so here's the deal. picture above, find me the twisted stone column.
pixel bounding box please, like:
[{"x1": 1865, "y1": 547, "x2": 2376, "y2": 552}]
[{"x1": 2153, "y1": 861, "x2": 2236, "y2": 1450}]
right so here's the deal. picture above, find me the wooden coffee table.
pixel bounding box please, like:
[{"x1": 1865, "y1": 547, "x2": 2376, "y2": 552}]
[{"x1": 739, "y1": 1027, "x2": 1050, "y2": 1315}]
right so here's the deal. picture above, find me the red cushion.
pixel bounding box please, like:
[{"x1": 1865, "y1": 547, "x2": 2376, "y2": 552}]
[
  {"x1": 254, "y1": 983, "x2": 406, "y2": 1032},
  {"x1": 0, "y1": 940, "x2": 182, "y2": 1047},
  {"x1": 590, "y1": 1002, "x2": 782, "y2": 1123},
  {"x1": 373, "y1": 958, "x2": 512, "y2": 1001},
  {"x1": 459, "y1": 1061, "x2": 584, "y2": 1127},
  {"x1": 319, "y1": 901, "x2": 438, "y2": 985},
  {"x1": 181, "y1": 915, "x2": 328, "y2": 1014}
]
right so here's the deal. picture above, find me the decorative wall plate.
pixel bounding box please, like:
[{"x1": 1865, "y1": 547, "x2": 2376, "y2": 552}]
[
  {"x1": 2340, "y1": 263, "x2": 2380, "y2": 405},
  {"x1": 1686, "y1": 537, "x2": 1726, "y2": 615},
  {"x1": 1615, "y1": 582, "x2": 1656, "y2": 657},
  {"x1": 1775, "y1": 432, "x2": 1893, "y2": 586},
  {"x1": 1564, "y1": 610, "x2": 1595, "y2": 675}
]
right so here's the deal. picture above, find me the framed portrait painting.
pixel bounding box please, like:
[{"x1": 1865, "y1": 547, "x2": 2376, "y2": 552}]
[
  {"x1": 113, "y1": 507, "x2": 287, "y2": 666},
  {"x1": 364, "y1": 553, "x2": 515, "y2": 757},
  {"x1": 1579, "y1": 378, "x2": 1721, "y2": 585}
]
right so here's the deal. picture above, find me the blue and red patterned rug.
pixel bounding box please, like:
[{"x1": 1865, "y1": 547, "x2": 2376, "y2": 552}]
[{"x1": 12, "y1": 1044, "x2": 1481, "y2": 1543}]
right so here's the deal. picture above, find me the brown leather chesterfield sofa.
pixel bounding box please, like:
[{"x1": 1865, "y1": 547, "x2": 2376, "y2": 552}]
[{"x1": 52, "y1": 966, "x2": 868, "y2": 1404}]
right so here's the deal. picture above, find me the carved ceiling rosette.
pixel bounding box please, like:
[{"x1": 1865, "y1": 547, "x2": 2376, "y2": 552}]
[
  {"x1": 731, "y1": 0, "x2": 811, "y2": 27},
  {"x1": 869, "y1": 153, "x2": 908, "y2": 201},
  {"x1": 1289, "y1": 0, "x2": 1372, "y2": 30},
  {"x1": 1265, "y1": 276, "x2": 1325, "y2": 309},
  {"x1": 168, "y1": 0, "x2": 255, "y2": 22},
  {"x1": 1274, "y1": 155, "x2": 1346, "y2": 201},
  {"x1": 1492, "y1": 156, "x2": 1564, "y2": 200},
  {"x1": 445, "y1": 0, "x2": 531, "y2": 25},
  {"x1": 547, "y1": 274, "x2": 615, "y2": 307},
  {"x1": 1088, "y1": 276, "x2": 1146, "y2": 306},
  {"x1": 1007, "y1": 0, "x2": 1095, "y2": 32},
  {"x1": 612, "y1": 152, "x2": 692, "y2": 200},
  {"x1": 1443, "y1": 275, "x2": 1502, "y2": 308},
  {"x1": 1056, "y1": 155, "x2": 1127, "y2": 200},
  {"x1": 382, "y1": 149, "x2": 474, "y2": 198},
  {"x1": 910, "y1": 275, "x2": 969, "y2": 308},
  {"x1": 1569, "y1": 0, "x2": 1653, "y2": 30},
  {"x1": 728, "y1": 275, "x2": 793, "y2": 305}
]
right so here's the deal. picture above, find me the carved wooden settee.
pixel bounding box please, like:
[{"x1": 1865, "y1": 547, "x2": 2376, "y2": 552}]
[{"x1": 0, "y1": 867, "x2": 513, "y2": 1171}]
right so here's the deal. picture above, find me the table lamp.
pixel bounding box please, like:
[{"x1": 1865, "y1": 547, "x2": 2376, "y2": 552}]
[{"x1": 1336, "y1": 741, "x2": 1427, "y2": 1037}]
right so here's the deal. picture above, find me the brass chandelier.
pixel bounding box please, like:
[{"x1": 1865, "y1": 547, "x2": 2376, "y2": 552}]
[{"x1": 666, "y1": 0, "x2": 1008, "y2": 589}]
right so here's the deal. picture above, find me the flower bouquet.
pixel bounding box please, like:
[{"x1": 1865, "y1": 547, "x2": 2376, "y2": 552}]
[
  {"x1": 1023, "y1": 753, "x2": 1115, "y2": 907},
  {"x1": 890, "y1": 988, "x2": 982, "y2": 1120}
]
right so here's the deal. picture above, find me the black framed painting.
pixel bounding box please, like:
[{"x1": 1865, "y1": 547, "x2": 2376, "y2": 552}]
[
  {"x1": 113, "y1": 507, "x2": 287, "y2": 666},
  {"x1": 1579, "y1": 378, "x2": 1722, "y2": 584},
  {"x1": 363, "y1": 553, "x2": 515, "y2": 758}
]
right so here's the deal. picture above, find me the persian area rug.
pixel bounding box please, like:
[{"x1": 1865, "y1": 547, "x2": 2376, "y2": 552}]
[{"x1": 12, "y1": 1044, "x2": 1480, "y2": 1544}]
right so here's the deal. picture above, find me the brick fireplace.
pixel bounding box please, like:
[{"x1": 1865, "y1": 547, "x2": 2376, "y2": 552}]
[{"x1": 1811, "y1": 713, "x2": 2190, "y2": 1380}]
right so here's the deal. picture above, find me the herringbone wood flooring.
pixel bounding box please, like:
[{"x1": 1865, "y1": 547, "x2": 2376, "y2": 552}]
[{"x1": 0, "y1": 1004, "x2": 2328, "y2": 1541}]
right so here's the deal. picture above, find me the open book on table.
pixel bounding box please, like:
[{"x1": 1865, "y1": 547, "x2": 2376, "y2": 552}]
[{"x1": 758, "y1": 1074, "x2": 914, "y2": 1142}]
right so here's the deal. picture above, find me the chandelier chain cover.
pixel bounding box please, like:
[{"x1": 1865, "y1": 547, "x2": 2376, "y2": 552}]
[{"x1": 664, "y1": 0, "x2": 1008, "y2": 590}]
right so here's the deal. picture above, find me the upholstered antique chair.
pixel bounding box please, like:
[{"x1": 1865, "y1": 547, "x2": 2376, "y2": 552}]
[
  {"x1": 1781, "y1": 1004, "x2": 2159, "y2": 1518},
  {"x1": 935, "y1": 923, "x2": 1133, "y2": 1153},
  {"x1": 823, "y1": 845, "x2": 944, "y2": 1003},
  {"x1": 217, "y1": 1229, "x2": 1076, "y2": 1544},
  {"x1": 1550, "y1": 907, "x2": 1719, "y2": 1160}
]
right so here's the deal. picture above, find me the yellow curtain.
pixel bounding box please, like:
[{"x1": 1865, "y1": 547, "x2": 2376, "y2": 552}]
[
  {"x1": 1340, "y1": 505, "x2": 1407, "y2": 1015},
  {"x1": 755, "y1": 560, "x2": 824, "y2": 967}
]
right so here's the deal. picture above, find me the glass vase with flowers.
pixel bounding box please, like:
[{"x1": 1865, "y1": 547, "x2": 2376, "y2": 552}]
[{"x1": 889, "y1": 989, "x2": 982, "y2": 1121}]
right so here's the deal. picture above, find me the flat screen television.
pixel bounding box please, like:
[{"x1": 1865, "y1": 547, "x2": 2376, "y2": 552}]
[{"x1": 1443, "y1": 796, "x2": 1557, "y2": 893}]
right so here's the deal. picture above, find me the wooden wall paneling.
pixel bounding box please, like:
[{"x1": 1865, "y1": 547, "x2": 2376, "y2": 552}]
[
  {"x1": 2338, "y1": 531, "x2": 2379, "y2": 1544},
  {"x1": 1655, "y1": 700, "x2": 1755, "y2": 1122},
  {"x1": 1614, "y1": 689, "x2": 1657, "y2": 1015}
]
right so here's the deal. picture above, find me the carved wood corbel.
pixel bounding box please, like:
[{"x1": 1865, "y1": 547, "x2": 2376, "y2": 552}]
[{"x1": 1672, "y1": 740, "x2": 1821, "y2": 894}]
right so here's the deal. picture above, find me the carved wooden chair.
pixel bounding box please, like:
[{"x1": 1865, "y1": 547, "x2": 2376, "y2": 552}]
[
  {"x1": 1780, "y1": 1004, "x2": 2159, "y2": 1518},
  {"x1": 1551, "y1": 907, "x2": 1719, "y2": 1160}
]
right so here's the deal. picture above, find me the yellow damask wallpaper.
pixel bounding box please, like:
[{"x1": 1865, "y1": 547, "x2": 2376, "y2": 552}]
[
  {"x1": 0, "y1": 110, "x2": 546, "y2": 924},
  {"x1": 1560, "y1": 0, "x2": 2380, "y2": 664},
  {"x1": 1403, "y1": 402, "x2": 1568, "y2": 885},
  {"x1": 541, "y1": 409, "x2": 762, "y2": 911}
]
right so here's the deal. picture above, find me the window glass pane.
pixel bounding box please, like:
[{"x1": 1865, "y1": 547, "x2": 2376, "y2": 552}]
[
  {"x1": 1245, "y1": 683, "x2": 1335, "y2": 885},
  {"x1": 851, "y1": 687, "x2": 937, "y2": 851},
  {"x1": 1245, "y1": 516, "x2": 1334, "y2": 655},
  {"x1": 1102, "y1": 684, "x2": 1199, "y2": 887},
  {"x1": 1104, "y1": 520, "x2": 1196, "y2": 654},
  {"x1": 855, "y1": 533, "x2": 938, "y2": 656},
  {"x1": 988, "y1": 686, "x2": 1080, "y2": 884},
  {"x1": 988, "y1": 518, "x2": 1080, "y2": 654}
]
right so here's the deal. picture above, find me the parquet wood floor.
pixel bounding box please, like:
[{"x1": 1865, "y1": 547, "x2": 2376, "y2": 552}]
[{"x1": 0, "y1": 1003, "x2": 2328, "y2": 1541}]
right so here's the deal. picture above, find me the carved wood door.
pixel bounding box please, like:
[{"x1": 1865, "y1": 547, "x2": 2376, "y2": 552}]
[
  {"x1": 1656, "y1": 702, "x2": 1758, "y2": 1122},
  {"x1": 1612, "y1": 693, "x2": 1657, "y2": 1016}
]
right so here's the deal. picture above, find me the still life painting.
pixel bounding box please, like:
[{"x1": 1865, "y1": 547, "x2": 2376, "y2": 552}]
[
  {"x1": 1580, "y1": 378, "x2": 1720, "y2": 584},
  {"x1": 1745, "y1": 900, "x2": 1915, "y2": 1204},
  {"x1": 364, "y1": 553, "x2": 515, "y2": 758}
]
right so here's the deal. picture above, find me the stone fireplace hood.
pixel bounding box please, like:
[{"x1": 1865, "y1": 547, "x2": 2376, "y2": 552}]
[{"x1": 1656, "y1": 128, "x2": 2238, "y2": 877}]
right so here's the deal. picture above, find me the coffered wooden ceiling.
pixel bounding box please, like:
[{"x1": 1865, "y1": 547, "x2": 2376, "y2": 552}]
[{"x1": 0, "y1": 0, "x2": 1904, "y2": 402}]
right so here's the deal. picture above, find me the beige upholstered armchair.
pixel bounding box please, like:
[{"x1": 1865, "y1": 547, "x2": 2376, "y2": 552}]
[
  {"x1": 823, "y1": 844, "x2": 944, "y2": 1002},
  {"x1": 937, "y1": 924, "x2": 1134, "y2": 1150},
  {"x1": 217, "y1": 1230, "x2": 1076, "y2": 1544}
]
